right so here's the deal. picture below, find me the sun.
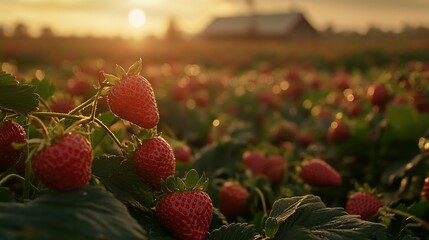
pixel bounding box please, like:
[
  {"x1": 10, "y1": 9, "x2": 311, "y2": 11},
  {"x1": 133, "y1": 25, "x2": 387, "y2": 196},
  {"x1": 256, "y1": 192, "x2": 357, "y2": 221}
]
[{"x1": 128, "y1": 8, "x2": 146, "y2": 28}]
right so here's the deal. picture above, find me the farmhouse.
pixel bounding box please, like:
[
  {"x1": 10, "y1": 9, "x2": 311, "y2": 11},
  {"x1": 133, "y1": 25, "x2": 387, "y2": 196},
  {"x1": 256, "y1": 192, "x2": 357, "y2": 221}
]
[{"x1": 201, "y1": 12, "x2": 318, "y2": 39}]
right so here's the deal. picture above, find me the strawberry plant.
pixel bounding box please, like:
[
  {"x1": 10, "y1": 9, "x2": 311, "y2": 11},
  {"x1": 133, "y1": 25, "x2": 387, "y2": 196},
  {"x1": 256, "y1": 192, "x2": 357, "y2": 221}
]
[{"x1": 0, "y1": 55, "x2": 429, "y2": 240}]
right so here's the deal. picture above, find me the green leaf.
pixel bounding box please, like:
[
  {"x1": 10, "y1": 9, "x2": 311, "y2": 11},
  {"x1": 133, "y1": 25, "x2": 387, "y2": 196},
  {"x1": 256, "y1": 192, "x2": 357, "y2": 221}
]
[
  {"x1": 185, "y1": 169, "x2": 199, "y2": 188},
  {"x1": 207, "y1": 223, "x2": 263, "y2": 240},
  {"x1": 0, "y1": 71, "x2": 18, "y2": 85},
  {"x1": 92, "y1": 155, "x2": 155, "y2": 210},
  {"x1": 30, "y1": 78, "x2": 56, "y2": 100},
  {"x1": 104, "y1": 73, "x2": 120, "y2": 85},
  {"x1": 0, "y1": 186, "x2": 147, "y2": 240},
  {"x1": 195, "y1": 140, "x2": 246, "y2": 178},
  {"x1": 127, "y1": 58, "x2": 143, "y2": 76},
  {"x1": 383, "y1": 105, "x2": 429, "y2": 141},
  {"x1": 265, "y1": 195, "x2": 385, "y2": 240},
  {"x1": 129, "y1": 207, "x2": 175, "y2": 240},
  {"x1": 0, "y1": 71, "x2": 39, "y2": 115},
  {"x1": 407, "y1": 201, "x2": 429, "y2": 219},
  {"x1": 0, "y1": 187, "x2": 13, "y2": 202},
  {"x1": 115, "y1": 65, "x2": 126, "y2": 79}
]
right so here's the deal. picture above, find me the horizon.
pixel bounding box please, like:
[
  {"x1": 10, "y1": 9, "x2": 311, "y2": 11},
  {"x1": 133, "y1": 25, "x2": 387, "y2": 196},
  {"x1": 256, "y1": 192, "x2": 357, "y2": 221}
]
[{"x1": 1, "y1": 0, "x2": 429, "y2": 39}]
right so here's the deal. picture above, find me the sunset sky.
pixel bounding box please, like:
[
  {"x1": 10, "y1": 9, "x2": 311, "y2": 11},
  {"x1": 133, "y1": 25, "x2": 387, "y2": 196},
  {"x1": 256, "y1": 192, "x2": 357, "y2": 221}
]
[{"x1": 1, "y1": 0, "x2": 429, "y2": 39}]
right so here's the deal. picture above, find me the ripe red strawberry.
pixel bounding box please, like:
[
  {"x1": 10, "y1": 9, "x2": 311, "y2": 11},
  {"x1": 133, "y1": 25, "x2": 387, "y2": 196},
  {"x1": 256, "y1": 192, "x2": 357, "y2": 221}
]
[
  {"x1": 0, "y1": 120, "x2": 26, "y2": 172},
  {"x1": 51, "y1": 98, "x2": 76, "y2": 113},
  {"x1": 219, "y1": 181, "x2": 250, "y2": 218},
  {"x1": 367, "y1": 84, "x2": 389, "y2": 111},
  {"x1": 242, "y1": 151, "x2": 267, "y2": 176},
  {"x1": 346, "y1": 192, "x2": 383, "y2": 220},
  {"x1": 107, "y1": 65, "x2": 159, "y2": 129},
  {"x1": 422, "y1": 176, "x2": 429, "y2": 201},
  {"x1": 265, "y1": 154, "x2": 286, "y2": 183},
  {"x1": 327, "y1": 120, "x2": 350, "y2": 143},
  {"x1": 300, "y1": 158, "x2": 342, "y2": 187},
  {"x1": 67, "y1": 77, "x2": 92, "y2": 97},
  {"x1": 134, "y1": 136, "x2": 175, "y2": 190},
  {"x1": 173, "y1": 144, "x2": 193, "y2": 163},
  {"x1": 32, "y1": 133, "x2": 92, "y2": 191},
  {"x1": 156, "y1": 170, "x2": 212, "y2": 240}
]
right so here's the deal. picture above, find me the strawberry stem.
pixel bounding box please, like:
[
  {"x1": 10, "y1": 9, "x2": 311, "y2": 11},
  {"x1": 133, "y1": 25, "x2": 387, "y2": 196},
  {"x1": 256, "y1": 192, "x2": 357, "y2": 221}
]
[
  {"x1": 0, "y1": 174, "x2": 39, "y2": 191},
  {"x1": 23, "y1": 133, "x2": 39, "y2": 200},
  {"x1": 254, "y1": 186, "x2": 268, "y2": 223},
  {"x1": 382, "y1": 207, "x2": 429, "y2": 230},
  {"x1": 28, "y1": 115, "x2": 49, "y2": 138},
  {"x1": 69, "y1": 95, "x2": 96, "y2": 115},
  {"x1": 32, "y1": 112, "x2": 84, "y2": 121},
  {"x1": 93, "y1": 118, "x2": 124, "y2": 154}
]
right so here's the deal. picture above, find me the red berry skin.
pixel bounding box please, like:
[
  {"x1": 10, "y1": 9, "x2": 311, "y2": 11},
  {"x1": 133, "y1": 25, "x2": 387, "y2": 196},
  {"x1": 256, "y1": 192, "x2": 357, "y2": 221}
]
[
  {"x1": 422, "y1": 177, "x2": 429, "y2": 201},
  {"x1": 327, "y1": 121, "x2": 350, "y2": 143},
  {"x1": 265, "y1": 154, "x2": 286, "y2": 183},
  {"x1": 134, "y1": 137, "x2": 175, "y2": 190},
  {"x1": 219, "y1": 182, "x2": 250, "y2": 218},
  {"x1": 67, "y1": 77, "x2": 91, "y2": 97},
  {"x1": 51, "y1": 98, "x2": 76, "y2": 114},
  {"x1": 107, "y1": 75, "x2": 159, "y2": 129},
  {"x1": 346, "y1": 192, "x2": 383, "y2": 220},
  {"x1": 0, "y1": 121, "x2": 26, "y2": 172},
  {"x1": 367, "y1": 84, "x2": 389, "y2": 111},
  {"x1": 301, "y1": 158, "x2": 342, "y2": 187},
  {"x1": 156, "y1": 191, "x2": 212, "y2": 240},
  {"x1": 242, "y1": 151, "x2": 267, "y2": 176},
  {"x1": 32, "y1": 134, "x2": 93, "y2": 191},
  {"x1": 173, "y1": 145, "x2": 193, "y2": 163}
]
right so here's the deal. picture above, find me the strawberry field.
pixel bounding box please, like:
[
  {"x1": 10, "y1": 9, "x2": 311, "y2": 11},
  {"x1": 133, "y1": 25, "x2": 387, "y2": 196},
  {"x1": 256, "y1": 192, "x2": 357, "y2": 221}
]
[{"x1": 1, "y1": 38, "x2": 429, "y2": 240}]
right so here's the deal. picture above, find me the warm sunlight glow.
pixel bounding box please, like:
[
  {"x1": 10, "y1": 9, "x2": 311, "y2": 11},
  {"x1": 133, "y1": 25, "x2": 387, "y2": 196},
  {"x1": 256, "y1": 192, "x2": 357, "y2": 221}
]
[{"x1": 128, "y1": 9, "x2": 146, "y2": 28}]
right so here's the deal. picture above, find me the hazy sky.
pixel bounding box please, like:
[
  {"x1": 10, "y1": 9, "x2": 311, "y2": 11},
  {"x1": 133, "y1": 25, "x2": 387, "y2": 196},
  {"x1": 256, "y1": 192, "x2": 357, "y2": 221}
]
[{"x1": 1, "y1": 0, "x2": 429, "y2": 38}]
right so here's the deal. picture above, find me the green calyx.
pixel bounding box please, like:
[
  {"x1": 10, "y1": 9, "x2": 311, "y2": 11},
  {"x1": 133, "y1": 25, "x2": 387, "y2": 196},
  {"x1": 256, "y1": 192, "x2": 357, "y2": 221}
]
[
  {"x1": 100, "y1": 58, "x2": 143, "y2": 96},
  {"x1": 160, "y1": 169, "x2": 208, "y2": 195}
]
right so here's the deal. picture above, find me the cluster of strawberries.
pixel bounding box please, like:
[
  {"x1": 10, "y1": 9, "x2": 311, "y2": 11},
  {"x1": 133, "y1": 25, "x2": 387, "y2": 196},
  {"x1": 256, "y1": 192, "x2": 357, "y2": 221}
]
[{"x1": 0, "y1": 61, "x2": 212, "y2": 240}]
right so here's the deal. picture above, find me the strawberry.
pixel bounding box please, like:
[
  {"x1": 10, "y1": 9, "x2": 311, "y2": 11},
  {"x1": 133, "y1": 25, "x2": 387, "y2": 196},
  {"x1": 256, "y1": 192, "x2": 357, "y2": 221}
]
[
  {"x1": 106, "y1": 60, "x2": 159, "y2": 129},
  {"x1": 134, "y1": 136, "x2": 175, "y2": 190},
  {"x1": 32, "y1": 133, "x2": 92, "y2": 191},
  {"x1": 265, "y1": 154, "x2": 286, "y2": 183},
  {"x1": 219, "y1": 181, "x2": 250, "y2": 218},
  {"x1": 156, "y1": 170, "x2": 212, "y2": 240},
  {"x1": 67, "y1": 77, "x2": 92, "y2": 97},
  {"x1": 367, "y1": 83, "x2": 389, "y2": 111},
  {"x1": 327, "y1": 120, "x2": 350, "y2": 143},
  {"x1": 173, "y1": 144, "x2": 193, "y2": 163},
  {"x1": 0, "y1": 120, "x2": 26, "y2": 172},
  {"x1": 346, "y1": 192, "x2": 383, "y2": 220},
  {"x1": 242, "y1": 151, "x2": 267, "y2": 176},
  {"x1": 422, "y1": 176, "x2": 429, "y2": 201},
  {"x1": 51, "y1": 98, "x2": 76, "y2": 114},
  {"x1": 300, "y1": 158, "x2": 342, "y2": 187}
]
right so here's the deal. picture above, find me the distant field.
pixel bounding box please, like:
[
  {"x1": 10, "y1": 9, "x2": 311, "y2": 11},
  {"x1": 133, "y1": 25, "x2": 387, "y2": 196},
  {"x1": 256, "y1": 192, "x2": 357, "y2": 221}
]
[{"x1": 1, "y1": 37, "x2": 429, "y2": 72}]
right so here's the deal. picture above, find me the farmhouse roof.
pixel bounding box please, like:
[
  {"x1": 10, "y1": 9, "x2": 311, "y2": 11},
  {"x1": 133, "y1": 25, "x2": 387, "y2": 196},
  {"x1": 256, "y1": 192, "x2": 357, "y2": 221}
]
[{"x1": 202, "y1": 12, "x2": 313, "y2": 37}]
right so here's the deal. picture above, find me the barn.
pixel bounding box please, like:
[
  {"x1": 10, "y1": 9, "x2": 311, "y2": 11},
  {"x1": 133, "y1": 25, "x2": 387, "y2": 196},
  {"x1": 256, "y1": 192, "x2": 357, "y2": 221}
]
[{"x1": 201, "y1": 12, "x2": 318, "y2": 39}]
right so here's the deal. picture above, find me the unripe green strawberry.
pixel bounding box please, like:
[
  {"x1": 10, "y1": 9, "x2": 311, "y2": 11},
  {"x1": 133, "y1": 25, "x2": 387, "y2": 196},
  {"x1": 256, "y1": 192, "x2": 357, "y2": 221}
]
[
  {"x1": 134, "y1": 136, "x2": 175, "y2": 190},
  {"x1": 0, "y1": 120, "x2": 26, "y2": 172},
  {"x1": 107, "y1": 74, "x2": 159, "y2": 129},
  {"x1": 32, "y1": 134, "x2": 93, "y2": 191},
  {"x1": 219, "y1": 181, "x2": 250, "y2": 218},
  {"x1": 300, "y1": 158, "x2": 342, "y2": 187},
  {"x1": 156, "y1": 170, "x2": 212, "y2": 240},
  {"x1": 346, "y1": 192, "x2": 383, "y2": 220}
]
